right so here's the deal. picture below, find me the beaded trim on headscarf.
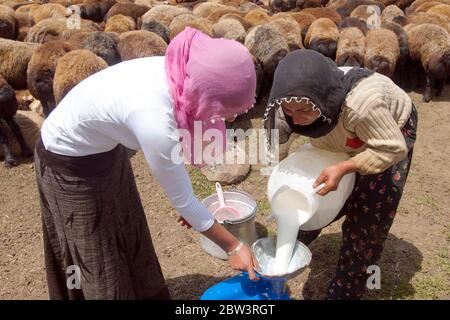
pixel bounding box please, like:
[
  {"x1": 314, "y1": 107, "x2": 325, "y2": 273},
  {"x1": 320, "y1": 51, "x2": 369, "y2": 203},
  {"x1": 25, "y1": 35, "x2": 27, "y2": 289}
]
[
  {"x1": 262, "y1": 96, "x2": 332, "y2": 124},
  {"x1": 207, "y1": 98, "x2": 257, "y2": 124}
]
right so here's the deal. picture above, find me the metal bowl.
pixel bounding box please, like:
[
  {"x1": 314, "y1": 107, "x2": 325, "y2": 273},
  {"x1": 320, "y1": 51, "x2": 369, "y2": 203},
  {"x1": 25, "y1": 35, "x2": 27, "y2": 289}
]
[{"x1": 252, "y1": 236, "x2": 312, "y2": 280}]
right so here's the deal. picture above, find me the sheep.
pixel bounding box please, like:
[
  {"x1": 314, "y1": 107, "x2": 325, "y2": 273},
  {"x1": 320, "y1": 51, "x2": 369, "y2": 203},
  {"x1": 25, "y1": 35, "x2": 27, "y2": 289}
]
[
  {"x1": 381, "y1": 4, "x2": 405, "y2": 25},
  {"x1": 302, "y1": 7, "x2": 342, "y2": 25},
  {"x1": 405, "y1": 0, "x2": 450, "y2": 14},
  {"x1": 0, "y1": 38, "x2": 39, "y2": 89},
  {"x1": 0, "y1": 4, "x2": 18, "y2": 39},
  {"x1": 296, "y1": 0, "x2": 323, "y2": 10},
  {"x1": 269, "y1": 17, "x2": 303, "y2": 50},
  {"x1": 0, "y1": 110, "x2": 43, "y2": 162},
  {"x1": 105, "y1": 14, "x2": 136, "y2": 33},
  {"x1": 328, "y1": 0, "x2": 385, "y2": 19},
  {"x1": 141, "y1": 20, "x2": 170, "y2": 44},
  {"x1": 79, "y1": 0, "x2": 116, "y2": 23},
  {"x1": 53, "y1": 49, "x2": 108, "y2": 104},
  {"x1": 192, "y1": 3, "x2": 230, "y2": 18},
  {"x1": 32, "y1": 3, "x2": 68, "y2": 24},
  {"x1": 428, "y1": 4, "x2": 450, "y2": 19},
  {"x1": 245, "y1": 24, "x2": 289, "y2": 95},
  {"x1": 289, "y1": 11, "x2": 316, "y2": 40},
  {"x1": 14, "y1": 11, "x2": 34, "y2": 28},
  {"x1": 105, "y1": 3, "x2": 150, "y2": 23},
  {"x1": 206, "y1": 7, "x2": 240, "y2": 23},
  {"x1": 350, "y1": 5, "x2": 383, "y2": 29},
  {"x1": 117, "y1": 30, "x2": 167, "y2": 61},
  {"x1": 238, "y1": 1, "x2": 266, "y2": 14},
  {"x1": 15, "y1": 3, "x2": 40, "y2": 14},
  {"x1": 81, "y1": 31, "x2": 121, "y2": 66},
  {"x1": 243, "y1": 9, "x2": 270, "y2": 26},
  {"x1": 339, "y1": 16, "x2": 369, "y2": 34},
  {"x1": 27, "y1": 40, "x2": 75, "y2": 117},
  {"x1": 220, "y1": 13, "x2": 254, "y2": 31},
  {"x1": 213, "y1": 18, "x2": 246, "y2": 43},
  {"x1": 141, "y1": 5, "x2": 190, "y2": 28},
  {"x1": 170, "y1": 17, "x2": 214, "y2": 40},
  {"x1": 268, "y1": 0, "x2": 297, "y2": 12},
  {"x1": 407, "y1": 12, "x2": 450, "y2": 34},
  {"x1": 305, "y1": 18, "x2": 339, "y2": 60},
  {"x1": 406, "y1": 23, "x2": 450, "y2": 102},
  {"x1": 0, "y1": 75, "x2": 33, "y2": 166},
  {"x1": 336, "y1": 27, "x2": 366, "y2": 67},
  {"x1": 364, "y1": 28, "x2": 400, "y2": 78}
]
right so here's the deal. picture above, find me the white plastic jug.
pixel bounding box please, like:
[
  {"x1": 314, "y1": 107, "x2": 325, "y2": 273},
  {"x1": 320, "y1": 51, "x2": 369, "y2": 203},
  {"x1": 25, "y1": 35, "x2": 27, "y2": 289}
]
[{"x1": 267, "y1": 144, "x2": 356, "y2": 231}]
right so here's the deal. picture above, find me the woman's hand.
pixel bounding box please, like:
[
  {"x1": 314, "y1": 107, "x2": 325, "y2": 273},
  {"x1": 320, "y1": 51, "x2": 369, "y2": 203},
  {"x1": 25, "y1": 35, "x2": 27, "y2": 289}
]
[
  {"x1": 228, "y1": 243, "x2": 259, "y2": 281},
  {"x1": 201, "y1": 221, "x2": 259, "y2": 281},
  {"x1": 177, "y1": 217, "x2": 192, "y2": 229},
  {"x1": 314, "y1": 159, "x2": 357, "y2": 196}
]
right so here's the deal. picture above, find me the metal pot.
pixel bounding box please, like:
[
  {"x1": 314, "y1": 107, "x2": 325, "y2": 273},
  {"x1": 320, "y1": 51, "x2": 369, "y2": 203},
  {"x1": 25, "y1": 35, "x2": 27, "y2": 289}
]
[{"x1": 200, "y1": 190, "x2": 258, "y2": 260}]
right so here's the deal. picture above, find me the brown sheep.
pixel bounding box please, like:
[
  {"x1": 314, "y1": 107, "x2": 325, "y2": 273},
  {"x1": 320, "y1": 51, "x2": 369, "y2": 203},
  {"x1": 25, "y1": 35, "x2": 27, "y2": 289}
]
[
  {"x1": 0, "y1": 75, "x2": 33, "y2": 166},
  {"x1": 141, "y1": 5, "x2": 190, "y2": 28},
  {"x1": 213, "y1": 18, "x2": 246, "y2": 43},
  {"x1": 206, "y1": 7, "x2": 240, "y2": 24},
  {"x1": 192, "y1": 3, "x2": 230, "y2": 18},
  {"x1": 32, "y1": 3, "x2": 69, "y2": 24},
  {"x1": 339, "y1": 16, "x2": 369, "y2": 34},
  {"x1": 302, "y1": 7, "x2": 342, "y2": 25},
  {"x1": 118, "y1": 30, "x2": 167, "y2": 61},
  {"x1": 141, "y1": 20, "x2": 170, "y2": 44},
  {"x1": 0, "y1": 38, "x2": 38, "y2": 89},
  {"x1": 105, "y1": 14, "x2": 136, "y2": 33},
  {"x1": 220, "y1": 13, "x2": 254, "y2": 31},
  {"x1": 328, "y1": 0, "x2": 385, "y2": 18},
  {"x1": 268, "y1": 0, "x2": 297, "y2": 12},
  {"x1": 0, "y1": 110, "x2": 43, "y2": 161},
  {"x1": 53, "y1": 49, "x2": 108, "y2": 104},
  {"x1": 27, "y1": 40, "x2": 75, "y2": 117},
  {"x1": 296, "y1": 0, "x2": 323, "y2": 10},
  {"x1": 245, "y1": 24, "x2": 289, "y2": 94},
  {"x1": 289, "y1": 11, "x2": 316, "y2": 40},
  {"x1": 405, "y1": 0, "x2": 450, "y2": 14},
  {"x1": 350, "y1": 5, "x2": 382, "y2": 29},
  {"x1": 336, "y1": 27, "x2": 366, "y2": 67},
  {"x1": 381, "y1": 4, "x2": 405, "y2": 24},
  {"x1": 0, "y1": 4, "x2": 18, "y2": 39},
  {"x1": 170, "y1": 17, "x2": 214, "y2": 40},
  {"x1": 15, "y1": 3, "x2": 40, "y2": 14},
  {"x1": 244, "y1": 9, "x2": 270, "y2": 26},
  {"x1": 305, "y1": 18, "x2": 339, "y2": 59},
  {"x1": 79, "y1": 0, "x2": 116, "y2": 23},
  {"x1": 105, "y1": 3, "x2": 150, "y2": 23},
  {"x1": 25, "y1": 17, "x2": 100, "y2": 44},
  {"x1": 428, "y1": 4, "x2": 450, "y2": 19},
  {"x1": 382, "y1": 21, "x2": 410, "y2": 86},
  {"x1": 413, "y1": 1, "x2": 443, "y2": 14},
  {"x1": 364, "y1": 28, "x2": 400, "y2": 78},
  {"x1": 407, "y1": 12, "x2": 450, "y2": 33},
  {"x1": 82, "y1": 31, "x2": 121, "y2": 66},
  {"x1": 14, "y1": 11, "x2": 34, "y2": 28},
  {"x1": 406, "y1": 23, "x2": 450, "y2": 102},
  {"x1": 269, "y1": 17, "x2": 303, "y2": 50}
]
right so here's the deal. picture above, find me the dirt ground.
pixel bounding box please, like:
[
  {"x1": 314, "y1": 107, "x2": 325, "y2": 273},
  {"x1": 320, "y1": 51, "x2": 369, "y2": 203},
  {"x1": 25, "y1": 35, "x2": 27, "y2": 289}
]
[{"x1": 0, "y1": 88, "x2": 449, "y2": 300}]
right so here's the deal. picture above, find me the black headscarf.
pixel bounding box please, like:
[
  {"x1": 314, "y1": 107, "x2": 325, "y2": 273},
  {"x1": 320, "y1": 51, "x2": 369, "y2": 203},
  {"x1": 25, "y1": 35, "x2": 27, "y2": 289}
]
[{"x1": 264, "y1": 50, "x2": 374, "y2": 147}]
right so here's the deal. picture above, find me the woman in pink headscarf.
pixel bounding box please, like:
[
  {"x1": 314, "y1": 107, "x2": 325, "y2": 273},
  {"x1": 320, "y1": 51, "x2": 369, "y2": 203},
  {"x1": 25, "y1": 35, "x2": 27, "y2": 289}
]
[{"x1": 34, "y1": 28, "x2": 258, "y2": 300}]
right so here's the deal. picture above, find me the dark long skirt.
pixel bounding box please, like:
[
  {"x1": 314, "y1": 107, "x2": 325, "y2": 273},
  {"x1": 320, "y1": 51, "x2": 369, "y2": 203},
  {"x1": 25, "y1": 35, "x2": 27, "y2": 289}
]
[
  {"x1": 298, "y1": 105, "x2": 418, "y2": 300},
  {"x1": 34, "y1": 137, "x2": 170, "y2": 300}
]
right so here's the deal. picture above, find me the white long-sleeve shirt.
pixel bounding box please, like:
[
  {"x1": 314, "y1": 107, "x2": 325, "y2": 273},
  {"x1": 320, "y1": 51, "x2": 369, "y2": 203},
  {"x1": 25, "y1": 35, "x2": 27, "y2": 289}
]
[{"x1": 41, "y1": 56, "x2": 215, "y2": 232}]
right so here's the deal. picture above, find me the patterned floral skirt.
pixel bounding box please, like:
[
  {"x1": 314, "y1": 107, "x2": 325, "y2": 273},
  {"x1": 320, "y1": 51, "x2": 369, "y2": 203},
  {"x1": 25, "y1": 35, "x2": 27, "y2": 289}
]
[{"x1": 298, "y1": 105, "x2": 418, "y2": 299}]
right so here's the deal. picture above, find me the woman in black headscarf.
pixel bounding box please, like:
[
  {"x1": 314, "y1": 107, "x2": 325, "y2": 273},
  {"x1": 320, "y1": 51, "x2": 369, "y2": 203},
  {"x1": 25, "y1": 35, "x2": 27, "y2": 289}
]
[{"x1": 265, "y1": 50, "x2": 417, "y2": 299}]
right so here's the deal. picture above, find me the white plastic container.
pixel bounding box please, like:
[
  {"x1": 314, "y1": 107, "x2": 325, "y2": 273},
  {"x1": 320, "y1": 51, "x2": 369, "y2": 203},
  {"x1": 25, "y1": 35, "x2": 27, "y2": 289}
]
[{"x1": 267, "y1": 144, "x2": 356, "y2": 231}]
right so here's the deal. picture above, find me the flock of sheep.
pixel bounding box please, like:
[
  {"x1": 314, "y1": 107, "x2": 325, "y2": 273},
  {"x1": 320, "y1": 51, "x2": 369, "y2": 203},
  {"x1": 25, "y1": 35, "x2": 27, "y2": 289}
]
[{"x1": 0, "y1": 0, "x2": 449, "y2": 167}]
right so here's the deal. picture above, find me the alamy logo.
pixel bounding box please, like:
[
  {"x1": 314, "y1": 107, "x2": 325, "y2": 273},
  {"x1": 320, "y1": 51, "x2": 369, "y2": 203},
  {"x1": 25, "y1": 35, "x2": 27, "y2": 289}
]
[
  {"x1": 66, "y1": 265, "x2": 81, "y2": 290},
  {"x1": 66, "y1": 5, "x2": 81, "y2": 30},
  {"x1": 366, "y1": 265, "x2": 381, "y2": 290}
]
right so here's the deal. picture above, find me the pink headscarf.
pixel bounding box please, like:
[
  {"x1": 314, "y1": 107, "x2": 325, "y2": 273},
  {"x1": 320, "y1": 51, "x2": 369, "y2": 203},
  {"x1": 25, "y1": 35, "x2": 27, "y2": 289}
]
[{"x1": 165, "y1": 27, "x2": 257, "y2": 166}]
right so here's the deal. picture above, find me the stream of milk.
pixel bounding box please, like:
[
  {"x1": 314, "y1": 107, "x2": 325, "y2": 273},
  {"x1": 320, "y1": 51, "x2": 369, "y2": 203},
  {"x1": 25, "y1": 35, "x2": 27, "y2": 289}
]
[{"x1": 271, "y1": 188, "x2": 312, "y2": 275}]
